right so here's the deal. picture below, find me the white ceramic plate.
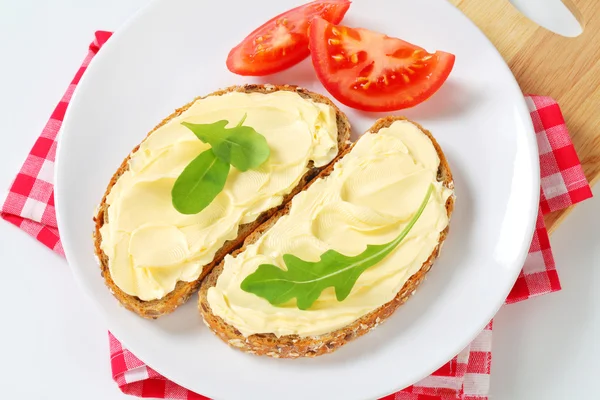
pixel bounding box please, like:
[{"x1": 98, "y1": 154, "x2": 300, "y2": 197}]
[{"x1": 55, "y1": 0, "x2": 539, "y2": 398}]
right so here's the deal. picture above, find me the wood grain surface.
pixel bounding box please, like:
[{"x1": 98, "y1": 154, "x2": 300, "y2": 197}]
[{"x1": 450, "y1": 0, "x2": 599, "y2": 234}]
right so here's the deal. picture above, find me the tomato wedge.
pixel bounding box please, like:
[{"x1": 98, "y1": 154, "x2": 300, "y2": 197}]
[
  {"x1": 308, "y1": 17, "x2": 455, "y2": 111},
  {"x1": 227, "y1": 0, "x2": 351, "y2": 76}
]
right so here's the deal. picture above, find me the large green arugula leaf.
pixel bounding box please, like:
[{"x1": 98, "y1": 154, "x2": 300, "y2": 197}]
[
  {"x1": 181, "y1": 115, "x2": 270, "y2": 172},
  {"x1": 171, "y1": 149, "x2": 230, "y2": 215},
  {"x1": 240, "y1": 183, "x2": 434, "y2": 310}
]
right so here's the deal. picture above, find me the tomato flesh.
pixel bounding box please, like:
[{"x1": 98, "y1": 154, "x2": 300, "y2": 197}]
[
  {"x1": 227, "y1": 0, "x2": 351, "y2": 76},
  {"x1": 308, "y1": 17, "x2": 455, "y2": 111}
]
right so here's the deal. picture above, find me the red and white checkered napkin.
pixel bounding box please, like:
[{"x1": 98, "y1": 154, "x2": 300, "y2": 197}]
[{"x1": 1, "y1": 32, "x2": 593, "y2": 400}]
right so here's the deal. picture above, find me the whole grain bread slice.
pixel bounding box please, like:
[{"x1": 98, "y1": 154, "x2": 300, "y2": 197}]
[
  {"x1": 198, "y1": 116, "x2": 455, "y2": 358},
  {"x1": 93, "y1": 84, "x2": 351, "y2": 319}
]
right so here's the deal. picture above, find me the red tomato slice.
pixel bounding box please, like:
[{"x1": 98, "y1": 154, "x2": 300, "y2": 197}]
[
  {"x1": 227, "y1": 0, "x2": 351, "y2": 76},
  {"x1": 308, "y1": 17, "x2": 455, "y2": 111}
]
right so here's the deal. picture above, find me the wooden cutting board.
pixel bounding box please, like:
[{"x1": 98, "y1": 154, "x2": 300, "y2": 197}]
[{"x1": 450, "y1": 0, "x2": 600, "y2": 234}]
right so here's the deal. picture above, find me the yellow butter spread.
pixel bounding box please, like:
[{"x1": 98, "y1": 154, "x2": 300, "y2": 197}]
[
  {"x1": 99, "y1": 91, "x2": 339, "y2": 301},
  {"x1": 207, "y1": 120, "x2": 453, "y2": 337}
]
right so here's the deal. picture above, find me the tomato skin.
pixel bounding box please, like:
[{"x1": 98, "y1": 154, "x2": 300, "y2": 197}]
[
  {"x1": 308, "y1": 17, "x2": 455, "y2": 112},
  {"x1": 227, "y1": 0, "x2": 351, "y2": 76}
]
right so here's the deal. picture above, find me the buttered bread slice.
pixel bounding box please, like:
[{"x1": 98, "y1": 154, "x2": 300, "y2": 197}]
[
  {"x1": 199, "y1": 117, "x2": 454, "y2": 358},
  {"x1": 93, "y1": 85, "x2": 351, "y2": 318}
]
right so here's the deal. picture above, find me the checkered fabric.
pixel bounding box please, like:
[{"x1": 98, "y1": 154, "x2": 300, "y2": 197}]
[
  {"x1": 0, "y1": 30, "x2": 112, "y2": 256},
  {"x1": 109, "y1": 333, "x2": 209, "y2": 400},
  {"x1": 384, "y1": 322, "x2": 493, "y2": 400},
  {"x1": 505, "y1": 95, "x2": 593, "y2": 304},
  {"x1": 1, "y1": 31, "x2": 593, "y2": 400}
]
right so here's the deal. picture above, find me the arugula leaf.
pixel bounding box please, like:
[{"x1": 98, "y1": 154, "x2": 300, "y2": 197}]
[
  {"x1": 171, "y1": 149, "x2": 230, "y2": 215},
  {"x1": 240, "y1": 183, "x2": 434, "y2": 310},
  {"x1": 171, "y1": 116, "x2": 270, "y2": 214},
  {"x1": 181, "y1": 114, "x2": 270, "y2": 172}
]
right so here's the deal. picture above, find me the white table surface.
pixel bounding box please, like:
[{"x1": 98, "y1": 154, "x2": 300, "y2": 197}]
[{"x1": 1, "y1": 1, "x2": 598, "y2": 399}]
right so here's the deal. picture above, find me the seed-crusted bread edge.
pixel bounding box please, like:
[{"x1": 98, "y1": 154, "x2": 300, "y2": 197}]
[
  {"x1": 198, "y1": 116, "x2": 455, "y2": 358},
  {"x1": 92, "y1": 84, "x2": 351, "y2": 319}
]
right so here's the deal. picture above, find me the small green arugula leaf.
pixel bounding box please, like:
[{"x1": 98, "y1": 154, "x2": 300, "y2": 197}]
[
  {"x1": 181, "y1": 114, "x2": 270, "y2": 172},
  {"x1": 240, "y1": 184, "x2": 434, "y2": 310},
  {"x1": 171, "y1": 149, "x2": 230, "y2": 215},
  {"x1": 171, "y1": 116, "x2": 270, "y2": 214}
]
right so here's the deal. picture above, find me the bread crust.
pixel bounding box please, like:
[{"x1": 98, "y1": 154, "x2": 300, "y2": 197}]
[
  {"x1": 198, "y1": 116, "x2": 455, "y2": 358},
  {"x1": 92, "y1": 84, "x2": 351, "y2": 319}
]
